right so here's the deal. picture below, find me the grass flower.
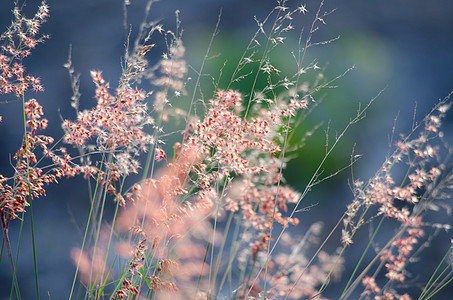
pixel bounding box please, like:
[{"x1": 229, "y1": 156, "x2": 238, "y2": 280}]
[{"x1": 0, "y1": 1, "x2": 452, "y2": 299}]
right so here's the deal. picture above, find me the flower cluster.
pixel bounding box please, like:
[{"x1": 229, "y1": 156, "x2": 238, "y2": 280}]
[
  {"x1": 0, "y1": 99, "x2": 56, "y2": 220},
  {"x1": 64, "y1": 71, "x2": 151, "y2": 151},
  {"x1": 0, "y1": 1, "x2": 48, "y2": 96},
  {"x1": 2, "y1": 1, "x2": 452, "y2": 299},
  {"x1": 184, "y1": 90, "x2": 305, "y2": 234},
  {"x1": 187, "y1": 90, "x2": 283, "y2": 184},
  {"x1": 341, "y1": 101, "x2": 452, "y2": 298},
  {"x1": 152, "y1": 38, "x2": 187, "y2": 95},
  {"x1": 63, "y1": 71, "x2": 153, "y2": 179},
  {"x1": 0, "y1": 2, "x2": 72, "y2": 225},
  {"x1": 226, "y1": 168, "x2": 301, "y2": 232},
  {"x1": 111, "y1": 147, "x2": 216, "y2": 298}
]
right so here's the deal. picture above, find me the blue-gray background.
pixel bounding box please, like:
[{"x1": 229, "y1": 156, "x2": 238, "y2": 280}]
[{"x1": 0, "y1": 0, "x2": 452, "y2": 298}]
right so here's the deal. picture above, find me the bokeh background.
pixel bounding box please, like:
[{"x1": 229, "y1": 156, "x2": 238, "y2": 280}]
[{"x1": 1, "y1": 0, "x2": 453, "y2": 298}]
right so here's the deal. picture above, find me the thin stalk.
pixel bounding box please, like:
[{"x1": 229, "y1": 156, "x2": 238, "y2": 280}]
[
  {"x1": 340, "y1": 226, "x2": 407, "y2": 299},
  {"x1": 6, "y1": 86, "x2": 32, "y2": 300},
  {"x1": 283, "y1": 212, "x2": 346, "y2": 300},
  {"x1": 89, "y1": 168, "x2": 112, "y2": 293},
  {"x1": 242, "y1": 5, "x2": 282, "y2": 122},
  {"x1": 339, "y1": 215, "x2": 385, "y2": 299},
  {"x1": 9, "y1": 212, "x2": 24, "y2": 300},
  {"x1": 423, "y1": 267, "x2": 453, "y2": 300},
  {"x1": 207, "y1": 176, "x2": 229, "y2": 298},
  {"x1": 240, "y1": 258, "x2": 258, "y2": 300},
  {"x1": 97, "y1": 177, "x2": 127, "y2": 296},
  {"x1": 69, "y1": 152, "x2": 106, "y2": 300},
  {"x1": 197, "y1": 236, "x2": 211, "y2": 297},
  {"x1": 22, "y1": 90, "x2": 39, "y2": 296},
  {"x1": 213, "y1": 211, "x2": 234, "y2": 299},
  {"x1": 0, "y1": 237, "x2": 4, "y2": 263},
  {"x1": 217, "y1": 211, "x2": 243, "y2": 299},
  {"x1": 2, "y1": 220, "x2": 20, "y2": 300},
  {"x1": 29, "y1": 201, "x2": 40, "y2": 299},
  {"x1": 182, "y1": 9, "x2": 222, "y2": 145},
  {"x1": 418, "y1": 242, "x2": 453, "y2": 300},
  {"x1": 423, "y1": 275, "x2": 453, "y2": 300}
]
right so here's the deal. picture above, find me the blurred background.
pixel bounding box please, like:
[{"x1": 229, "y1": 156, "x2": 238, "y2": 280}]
[{"x1": 1, "y1": 0, "x2": 453, "y2": 298}]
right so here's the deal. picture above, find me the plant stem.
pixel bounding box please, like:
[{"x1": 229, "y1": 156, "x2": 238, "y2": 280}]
[{"x1": 29, "y1": 201, "x2": 40, "y2": 299}]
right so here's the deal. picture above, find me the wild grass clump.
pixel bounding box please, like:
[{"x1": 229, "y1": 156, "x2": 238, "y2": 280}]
[{"x1": 1, "y1": 0, "x2": 452, "y2": 299}]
